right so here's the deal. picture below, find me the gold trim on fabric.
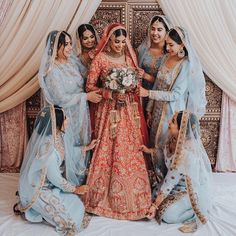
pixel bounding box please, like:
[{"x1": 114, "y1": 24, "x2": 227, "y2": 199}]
[
  {"x1": 154, "y1": 58, "x2": 184, "y2": 149},
  {"x1": 50, "y1": 105, "x2": 56, "y2": 145},
  {"x1": 155, "y1": 191, "x2": 187, "y2": 224},
  {"x1": 47, "y1": 31, "x2": 62, "y2": 75},
  {"x1": 185, "y1": 176, "x2": 207, "y2": 224},
  {"x1": 19, "y1": 167, "x2": 47, "y2": 212},
  {"x1": 20, "y1": 106, "x2": 57, "y2": 212},
  {"x1": 170, "y1": 111, "x2": 189, "y2": 169}
]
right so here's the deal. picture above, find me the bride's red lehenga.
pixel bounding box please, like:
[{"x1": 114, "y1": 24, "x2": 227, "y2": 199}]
[{"x1": 84, "y1": 23, "x2": 151, "y2": 220}]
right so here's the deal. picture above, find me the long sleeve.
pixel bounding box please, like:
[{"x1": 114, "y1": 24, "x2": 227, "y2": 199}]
[
  {"x1": 45, "y1": 69, "x2": 87, "y2": 108},
  {"x1": 159, "y1": 166, "x2": 182, "y2": 197},
  {"x1": 46, "y1": 151, "x2": 76, "y2": 193},
  {"x1": 86, "y1": 54, "x2": 102, "y2": 92},
  {"x1": 149, "y1": 60, "x2": 188, "y2": 102}
]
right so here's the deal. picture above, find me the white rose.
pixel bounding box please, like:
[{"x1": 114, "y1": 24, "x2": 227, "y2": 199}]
[
  {"x1": 110, "y1": 72, "x2": 118, "y2": 80},
  {"x1": 127, "y1": 74, "x2": 134, "y2": 80},
  {"x1": 123, "y1": 68, "x2": 128, "y2": 73},
  {"x1": 122, "y1": 76, "x2": 132, "y2": 87},
  {"x1": 127, "y1": 69, "x2": 134, "y2": 75},
  {"x1": 109, "y1": 80, "x2": 118, "y2": 90}
]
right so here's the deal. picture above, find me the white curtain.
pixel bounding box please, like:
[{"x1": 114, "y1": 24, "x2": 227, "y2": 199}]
[
  {"x1": 215, "y1": 93, "x2": 236, "y2": 171},
  {"x1": 158, "y1": 0, "x2": 236, "y2": 101},
  {"x1": 0, "y1": 0, "x2": 101, "y2": 113},
  {"x1": 158, "y1": 0, "x2": 236, "y2": 171}
]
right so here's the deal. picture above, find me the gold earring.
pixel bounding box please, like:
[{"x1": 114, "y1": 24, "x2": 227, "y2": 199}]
[{"x1": 178, "y1": 48, "x2": 185, "y2": 58}]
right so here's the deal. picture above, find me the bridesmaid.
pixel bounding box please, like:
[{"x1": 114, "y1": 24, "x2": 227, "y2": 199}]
[
  {"x1": 39, "y1": 31, "x2": 102, "y2": 186},
  {"x1": 76, "y1": 24, "x2": 100, "y2": 136},
  {"x1": 141, "y1": 111, "x2": 212, "y2": 233},
  {"x1": 76, "y1": 24, "x2": 100, "y2": 85},
  {"x1": 137, "y1": 15, "x2": 171, "y2": 117},
  {"x1": 16, "y1": 106, "x2": 97, "y2": 235},
  {"x1": 139, "y1": 27, "x2": 207, "y2": 186}
]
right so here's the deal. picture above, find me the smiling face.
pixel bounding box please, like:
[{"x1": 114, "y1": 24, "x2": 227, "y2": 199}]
[
  {"x1": 165, "y1": 35, "x2": 183, "y2": 56},
  {"x1": 168, "y1": 113, "x2": 179, "y2": 137},
  {"x1": 81, "y1": 29, "x2": 96, "y2": 49},
  {"x1": 57, "y1": 35, "x2": 72, "y2": 60},
  {"x1": 150, "y1": 21, "x2": 167, "y2": 44},
  {"x1": 109, "y1": 34, "x2": 126, "y2": 55}
]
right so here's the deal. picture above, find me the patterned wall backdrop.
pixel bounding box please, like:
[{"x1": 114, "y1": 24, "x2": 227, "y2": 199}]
[{"x1": 26, "y1": 0, "x2": 222, "y2": 167}]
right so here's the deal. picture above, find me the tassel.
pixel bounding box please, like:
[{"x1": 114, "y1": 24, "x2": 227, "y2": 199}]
[
  {"x1": 131, "y1": 102, "x2": 138, "y2": 117},
  {"x1": 134, "y1": 115, "x2": 141, "y2": 128},
  {"x1": 131, "y1": 102, "x2": 140, "y2": 128},
  {"x1": 109, "y1": 110, "x2": 117, "y2": 123},
  {"x1": 110, "y1": 123, "x2": 117, "y2": 139},
  {"x1": 109, "y1": 110, "x2": 120, "y2": 139}
]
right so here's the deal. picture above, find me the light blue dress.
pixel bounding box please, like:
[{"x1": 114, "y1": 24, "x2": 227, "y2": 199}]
[
  {"x1": 42, "y1": 59, "x2": 91, "y2": 185},
  {"x1": 156, "y1": 138, "x2": 211, "y2": 225},
  {"x1": 138, "y1": 46, "x2": 163, "y2": 115},
  {"x1": 148, "y1": 55, "x2": 189, "y2": 178},
  {"x1": 157, "y1": 146, "x2": 194, "y2": 224},
  {"x1": 19, "y1": 135, "x2": 85, "y2": 236}
]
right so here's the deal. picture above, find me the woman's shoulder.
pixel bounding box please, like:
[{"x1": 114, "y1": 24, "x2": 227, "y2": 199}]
[
  {"x1": 180, "y1": 57, "x2": 189, "y2": 68},
  {"x1": 94, "y1": 51, "x2": 107, "y2": 60}
]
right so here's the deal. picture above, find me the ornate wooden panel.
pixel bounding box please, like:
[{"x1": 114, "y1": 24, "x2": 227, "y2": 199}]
[
  {"x1": 128, "y1": 3, "x2": 162, "y2": 48},
  {"x1": 90, "y1": 3, "x2": 126, "y2": 37},
  {"x1": 26, "y1": 0, "x2": 222, "y2": 167}
]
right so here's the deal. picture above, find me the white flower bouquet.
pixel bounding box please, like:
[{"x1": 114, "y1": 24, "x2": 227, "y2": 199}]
[{"x1": 104, "y1": 68, "x2": 139, "y2": 93}]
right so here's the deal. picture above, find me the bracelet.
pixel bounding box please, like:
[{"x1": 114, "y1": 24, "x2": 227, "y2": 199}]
[{"x1": 148, "y1": 90, "x2": 152, "y2": 98}]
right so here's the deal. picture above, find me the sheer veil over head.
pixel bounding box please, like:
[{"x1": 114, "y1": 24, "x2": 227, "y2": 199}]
[
  {"x1": 93, "y1": 23, "x2": 139, "y2": 68},
  {"x1": 170, "y1": 111, "x2": 212, "y2": 224},
  {"x1": 18, "y1": 106, "x2": 64, "y2": 211},
  {"x1": 168, "y1": 27, "x2": 207, "y2": 118},
  {"x1": 38, "y1": 30, "x2": 63, "y2": 104},
  {"x1": 38, "y1": 30, "x2": 91, "y2": 186}
]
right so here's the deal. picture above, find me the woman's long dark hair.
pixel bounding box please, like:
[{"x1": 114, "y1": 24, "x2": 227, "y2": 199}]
[
  {"x1": 77, "y1": 24, "x2": 96, "y2": 39},
  {"x1": 113, "y1": 28, "x2": 127, "y2": 38},
  {"x1": 166, "y1": 29, "x2": 188, "y2": 56},
  {"x1": 150, "y1": 16, "x2": 169, "y2": 31}
]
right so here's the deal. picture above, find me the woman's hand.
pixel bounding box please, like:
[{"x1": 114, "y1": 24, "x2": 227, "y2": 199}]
[
  {"x1": 143, "y1": 72, "x2": 154, "y2": 83},
  {"x1": 74, "y1": 185, "x2": 89, "y2": 195},
  {"x1": 137, "y1": 68, "x2": 144, "y2": 78},
  {"x1": 146, "y1": 204, "x2": 157, "y2": 220},
  {"x1": 84, "y1": 139, "x2": 99, "y2": 152},
  {"x1": 140, "y1": 145, "x2": 153, "y2": 154},
  {"x1": 87, "y1": 90, "x2": 102, "y2": 103},
  {"x1": 139, "y1": 87, "x2": 149, "y2": 97}
]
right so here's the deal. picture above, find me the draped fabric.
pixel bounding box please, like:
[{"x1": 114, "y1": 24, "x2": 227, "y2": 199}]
[
  {"x1": 0, "y1": 0, "x2": 27, "y2": 173},
  {"x1": 159, "y1": 0, "x2": 236, "y2": 171},
  {"x1": 0, "y1": 103, "x2": 27, "y2": 172},
  {"x1": 215, "y1": 94, "x2": 236, "y2": 172},
  {"x1": 0, "y1": 0, "x2": 101, "y2": 113},
  {"x1": 0, "y1": 0, "x2": 101, "y2": 173}
]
